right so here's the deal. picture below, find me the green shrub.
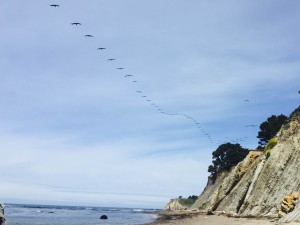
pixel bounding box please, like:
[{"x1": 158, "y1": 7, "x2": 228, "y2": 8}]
[
  {"x1": 179, "y1": 198, "x2": 197, "y2": 207},
  {"x1": 265, "y1": 149, "x2": 271, "y2": 159},
  {"x1": 265, "y1": 138, "x2": 277, "y2": 151},
  {"x1": 264, "y1": 138, "x2": 277, "y2": 159}
]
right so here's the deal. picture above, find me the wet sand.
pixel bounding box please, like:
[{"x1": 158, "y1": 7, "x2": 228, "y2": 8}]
[{"x1": 142, "y1": 211, "x2": 300, "y2": 225}]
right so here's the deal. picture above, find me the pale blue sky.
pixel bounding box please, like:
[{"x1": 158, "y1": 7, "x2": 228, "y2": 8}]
[{"x1": 0, "y1": 0, "x2": 299, "y2": 208}]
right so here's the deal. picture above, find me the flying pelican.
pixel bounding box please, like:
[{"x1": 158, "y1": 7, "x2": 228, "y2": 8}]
[
  {"x1": 108, "y1": 59, "x2": 115, "y2": 61},
  {"x1": 136, "y1": 91, "x2": 142, "y2": 93},
  {"x1": 85, "y1": 35, "x2": 94, "y2": 37},
  {"x1": 244, "y1": 99, "x2": 250, "y2": 102},
  {"x1": 142, "y1": 96, "x2": 147, "y2": 98},
  {"x1": 50, "y1": 4, "x2": 59, "y2": 7},
  {"x1": 132, "y1": 81, "x2": 137, "y2": 83},
  {"x1": 98, "y1": 48, "x2": 106, "y2": 50},
  {"x1": 71, "y1": 22, "x2": 81, "y2": 25},
  {"x1": 117, "y1": 67, "x2": 124, "y2": 70},
  {"x1": 124, "y1": 75, "x2": 133, "y2": 77},
  {"x1": 245, "y1": 125, "x2": 256, "y2": 127}
]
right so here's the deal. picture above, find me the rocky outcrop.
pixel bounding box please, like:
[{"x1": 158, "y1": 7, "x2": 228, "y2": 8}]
[
  {"x1": 190, "y1": 106, "x2": 300, "y2": 221},
  {"x1": 190, "y1": 151, "x2": 263, "y2": 213},
  {"x1": 100, "y1": 215, "x2": 108, "y2": 220},
  {"x1": 279, "y1": 195, "x2": 300, "y2": 223},
  {"x1": 278, "y1": 192, "x2": 299, "y2": 218},
  {"x1": 165, "y1": 199, "x2": 188, "y2": 211}
]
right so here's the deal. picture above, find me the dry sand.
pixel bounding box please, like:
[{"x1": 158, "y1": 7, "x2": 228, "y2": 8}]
[{"x1": 143, "y1": 211, "x2": 300, "y2": 225}]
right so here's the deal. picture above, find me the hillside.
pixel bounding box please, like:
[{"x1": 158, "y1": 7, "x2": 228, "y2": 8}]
[{"x1": 189, "y1": 106, "x2": 300, "y2": 221}]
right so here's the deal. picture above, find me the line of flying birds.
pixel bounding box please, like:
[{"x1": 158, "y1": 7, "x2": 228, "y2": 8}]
[{"x1": 48, "y1": 3, "x2": 256, "y2": 145}]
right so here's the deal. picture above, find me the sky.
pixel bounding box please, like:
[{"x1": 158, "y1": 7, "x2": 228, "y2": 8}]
[{"x1": 0, "y1": 0, "x2": 299, "y2": 208}]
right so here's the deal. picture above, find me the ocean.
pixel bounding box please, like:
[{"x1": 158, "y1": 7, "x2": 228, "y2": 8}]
[{"x1": 4, "y1": 204, "x2": 159, "y2": 225}]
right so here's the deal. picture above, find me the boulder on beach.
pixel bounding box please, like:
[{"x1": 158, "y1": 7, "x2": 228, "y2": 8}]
[{"x1": 100, "y1": 215, "x2": 108, "y2": 220}]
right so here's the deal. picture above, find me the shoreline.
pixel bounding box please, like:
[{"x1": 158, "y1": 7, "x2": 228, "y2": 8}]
[{"x1": 141, "y1": 210, "x2": 300, "y2": 225}]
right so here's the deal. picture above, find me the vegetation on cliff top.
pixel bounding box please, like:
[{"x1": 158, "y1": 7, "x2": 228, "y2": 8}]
[
  {"x1": 208, "y1": 143, "x2": 249, "y2": 181},
  {"x1": 289, "y1": 105, "x2": 300, "y2": 120},
  {"x1": 178, "y1": 195, "x2": 198, "y2": 207},
  {"x1": 257, "y1": 114, "x2": 287, "y2": 149},
  {"x1": 206, "y1": 105, "x2": 299, "y2": 182}
]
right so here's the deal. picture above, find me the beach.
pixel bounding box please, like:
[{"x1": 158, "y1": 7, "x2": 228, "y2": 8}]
[{"x1": 142, "y1": 211, "x2": 300, "y2": 225}]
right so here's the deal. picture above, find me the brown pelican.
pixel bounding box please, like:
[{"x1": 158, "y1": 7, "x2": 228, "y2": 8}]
[
  {"x1": 71, "y1": 22, "x2": 81, "y2": 25},
  {"x1": 85, "y1": 35, "x2": 94, "y2": 37},
  {"x1": 245, "y1": 125, "x2": 257, "y2": 127},
  {"x1": 50, "y1": 4, "x2": 59, "y2": 7}
]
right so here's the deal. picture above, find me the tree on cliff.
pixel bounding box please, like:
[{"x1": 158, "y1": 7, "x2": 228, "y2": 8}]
[
  {"x1": 257, "y1": 114, "x2": 287, "y2": 148},
  {"x1": 208, "y1": 143, "x2": 249, "y2": 181}
]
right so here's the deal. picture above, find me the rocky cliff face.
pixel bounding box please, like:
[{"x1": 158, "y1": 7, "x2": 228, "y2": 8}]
[
  {"x1": 190, "y1": 106, "x2": 300, "y2": 221},
  {"x1": 165, "y1": 199, "x2": 188, "y2": 211},
  {"x1": 190, "y1": 151, "x2": 263, "y2": 213}
]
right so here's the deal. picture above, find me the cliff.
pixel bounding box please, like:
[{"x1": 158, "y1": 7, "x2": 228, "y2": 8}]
[
  {"x1": 190, "y1": 106, "x2": 300, "y2": 221},
  {"x1": 165, "y1": 199, "x2": 188, "y2": 211}
]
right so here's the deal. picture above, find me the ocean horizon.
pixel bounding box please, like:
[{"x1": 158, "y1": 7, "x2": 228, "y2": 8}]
[{"x1": 4, "y1": 203, "x2": 160, "y2": 225}]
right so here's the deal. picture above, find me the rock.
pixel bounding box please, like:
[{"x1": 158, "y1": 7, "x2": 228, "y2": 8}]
[
  {"x1": 278, "y1": 210, "x2": 286, "y2": 218},
  {"x1": 281, "y1": 203, "x2": 290, "y2": 213},
  {"x1": 284, "y1": 195, "x2": 294, "y2": 205},
  {"x1": 293, "y1": 192, "x2": 299, "y2": 200},
  {"x1": 278, "y1": 193, "x2": 299, "y2": 217},
  {"x1": 165, "y1": 199, "x2": 188, "y2": 211},
  {"x1": 100, "y1": 215, "x2": 108, "y2": 220},
  {"x1": 206, "y1": 210, "x2": 214, "y2": 215}
]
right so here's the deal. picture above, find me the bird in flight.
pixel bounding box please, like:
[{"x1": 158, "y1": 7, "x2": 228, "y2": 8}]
[
  {"x1": 117, "y1": 67, "x2": 124, "y2": 70},
  {"x1": 50, "y1": 4, "x2": 59, "y2": 7},
  {"x1": 132, "y1": 80, "x2": 137, "y2": 83},
  {"x1": 244, "y1": 99, "x2": 250, "y2": 102},
  {"x1": 136, "y1": 91, "x2": 142, "y2": 93},
  {"x1": 124, "y1": 75, "x2": 133, "y2": 77},
  {"x1": 71, "y1": 22, "x2": 81, "y2": 25},
  {"x1": 85, "y1": 35, "x2": 94, "y2": 38},
  {"x1": 245, "y1": 125, "x2": 257, "y2": 127},
  {"x1": 108, "y1": 59, "x2": 115, "y2": 61},
  {"x1": 98, "y1": 48, "x2": 106, "y2": 50}
]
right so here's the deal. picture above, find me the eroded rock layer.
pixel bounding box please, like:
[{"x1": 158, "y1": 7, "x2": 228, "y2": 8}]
[{"x1": 190, "y1": 106, "x2": 300, "y2": 221}]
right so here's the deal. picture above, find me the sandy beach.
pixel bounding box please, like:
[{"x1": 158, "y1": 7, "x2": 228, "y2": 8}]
[{"x1": 143, "y1": 211, "x2": 300, "y2": 225}]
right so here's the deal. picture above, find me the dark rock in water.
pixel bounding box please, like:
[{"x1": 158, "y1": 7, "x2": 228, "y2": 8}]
[{"x1": 100, "y1": 215, "x2": 108, "y2": 220}]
